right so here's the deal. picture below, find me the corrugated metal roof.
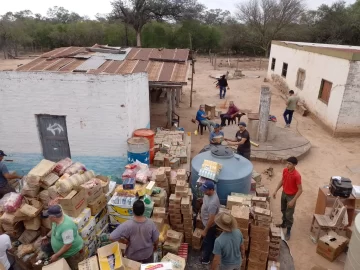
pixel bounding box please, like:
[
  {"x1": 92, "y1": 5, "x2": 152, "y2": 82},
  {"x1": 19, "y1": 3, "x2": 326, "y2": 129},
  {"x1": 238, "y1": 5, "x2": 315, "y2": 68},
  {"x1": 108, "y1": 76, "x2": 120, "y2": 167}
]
[
  {"x1": 14, "y1": 45, "x2": 190, "y2": 85},
  {"x1": 74, "y1": 57, "x2": 107, "y2": 72}
]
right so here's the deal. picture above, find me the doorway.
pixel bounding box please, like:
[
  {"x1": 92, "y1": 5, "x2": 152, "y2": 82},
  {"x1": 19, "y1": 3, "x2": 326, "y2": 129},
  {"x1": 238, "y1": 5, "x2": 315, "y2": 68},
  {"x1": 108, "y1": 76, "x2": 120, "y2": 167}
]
[{"x1": 37, "y1": 114, "x2": 71, "y2": 161}]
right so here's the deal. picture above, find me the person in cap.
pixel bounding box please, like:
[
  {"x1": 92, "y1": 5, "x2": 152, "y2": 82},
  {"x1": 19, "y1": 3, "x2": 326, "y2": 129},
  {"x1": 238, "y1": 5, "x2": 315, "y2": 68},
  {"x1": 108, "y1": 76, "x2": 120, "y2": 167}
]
[
  {"x1": 220, "y1": 101, "x2": 239, "y2": 127},
  {"x1": 0, "y1": 150, "x2": 22, "y2": 199},
  {"x1": 42, "y1": 205, "x2": 84, "y2": 269},
  {"x1": 110, "y1": 200, "x2": 159, "y2": 263},
  {"x1": 200, "y1": 180, "x2": 220, "y2": 265},
  {"x1": 272, "y1": 157, "x2": 303, "y2": 240},
  {"x1": 225, "y1": 122, "x2": 251, "y2": 160},
  {"x1": 209, "y1": 124, "x2": 225, "y2": 145},
  {"x1": 211, "y1": 213, "x2": 245, "y2": 270},
  {"x1": 196, "y1": 105, "x2": 217, "y2": 132}
]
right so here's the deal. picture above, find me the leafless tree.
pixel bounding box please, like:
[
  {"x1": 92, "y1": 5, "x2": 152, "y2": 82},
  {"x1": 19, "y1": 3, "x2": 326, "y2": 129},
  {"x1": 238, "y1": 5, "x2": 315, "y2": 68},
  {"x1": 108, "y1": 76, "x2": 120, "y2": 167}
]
[{"x1": 236, "y1": 0, "x2": 305, "y2": 56}]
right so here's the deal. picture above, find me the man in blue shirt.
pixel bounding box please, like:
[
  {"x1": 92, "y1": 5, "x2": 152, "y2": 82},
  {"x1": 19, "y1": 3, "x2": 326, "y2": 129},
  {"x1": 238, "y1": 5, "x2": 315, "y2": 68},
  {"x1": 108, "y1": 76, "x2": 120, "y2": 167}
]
[
  {"x1": 0, "y1": 150, "x2": 21, "y2": 199},
  {"x1": 209, "y1": 124, "x2": 224, "y2": 145},
  {"x1": 196, "y1": 105, "x2": 216, "y2": 132},
  {"x1": 211, "y1": 212, "x2": 245, "y2": 270}
]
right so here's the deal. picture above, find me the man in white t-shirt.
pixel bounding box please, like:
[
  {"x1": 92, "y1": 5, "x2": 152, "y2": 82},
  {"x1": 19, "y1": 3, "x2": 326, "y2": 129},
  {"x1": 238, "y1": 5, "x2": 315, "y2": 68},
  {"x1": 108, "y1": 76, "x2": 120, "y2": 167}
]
[{"x1": 0, "y1": 234, "x2": 12, "y2": 270}]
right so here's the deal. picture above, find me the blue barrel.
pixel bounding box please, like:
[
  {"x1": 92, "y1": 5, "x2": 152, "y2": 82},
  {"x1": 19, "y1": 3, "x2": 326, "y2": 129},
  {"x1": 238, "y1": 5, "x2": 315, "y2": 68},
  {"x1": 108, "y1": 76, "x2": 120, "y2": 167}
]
[{"x1": 127, "y1": 137, "x2": 150, "y2": 164}]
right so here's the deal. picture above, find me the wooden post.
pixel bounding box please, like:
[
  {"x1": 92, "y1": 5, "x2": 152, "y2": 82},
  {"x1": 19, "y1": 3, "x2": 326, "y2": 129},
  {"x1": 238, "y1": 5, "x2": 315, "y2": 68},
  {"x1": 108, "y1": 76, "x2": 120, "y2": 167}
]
[
  {"x1": 176, "y1": 88, "x2": 181, "y2": 107},
  {"x1": 171, "y1": 89, "x2": 176, "y2": 113},
  {"x1": 257, "y1": 86, "x2": 271, "y2": 142},
  {"x1": 167, "y1": 88, "x2": 172, "y2": 127},
  {"x1": 214, "y1": 54, "x2": 217, "y2": 70},
  {"x1": 190, "y1": 60, "x2": 195, "y2": 107}
]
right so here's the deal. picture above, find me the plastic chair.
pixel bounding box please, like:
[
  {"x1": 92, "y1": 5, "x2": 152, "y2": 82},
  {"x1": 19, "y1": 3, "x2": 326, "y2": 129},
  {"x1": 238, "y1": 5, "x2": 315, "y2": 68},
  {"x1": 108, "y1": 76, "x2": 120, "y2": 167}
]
[
  {"x1": 310, "y1": 198, "x2": 347, "y2": 243},
  {"x1": 197, "y1": 121, "x2": 207, "y2": 135},
  {"x1": 227, "y1": 112, "x2": 246, "y2": 125}
]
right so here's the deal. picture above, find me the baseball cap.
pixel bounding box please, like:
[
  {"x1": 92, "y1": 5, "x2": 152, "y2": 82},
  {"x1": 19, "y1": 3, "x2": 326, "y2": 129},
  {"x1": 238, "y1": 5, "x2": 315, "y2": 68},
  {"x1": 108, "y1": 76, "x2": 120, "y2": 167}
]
[
  {"x1": 43, "y1": 205, "x2": 63, "y2": 218},
  {"x1": 286, "y1": 156, "x2": 298, "y2": 165},
  {"x1": 201, "y1": 180, "x2": 215, "y2": 192},
  {"x1": 0, "y1": 150, "x2": 7, "y2": 157},
  {"x1": 238, "y1": 122, "x2": 247, "y2": 127}
]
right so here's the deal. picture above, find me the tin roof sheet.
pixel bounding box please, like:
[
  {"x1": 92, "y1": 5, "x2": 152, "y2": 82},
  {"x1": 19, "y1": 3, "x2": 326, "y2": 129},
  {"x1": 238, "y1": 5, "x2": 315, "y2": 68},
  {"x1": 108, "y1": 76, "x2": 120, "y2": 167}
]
[{"x1": 14, "y1": 45, "x2": 190, "y2": 85}]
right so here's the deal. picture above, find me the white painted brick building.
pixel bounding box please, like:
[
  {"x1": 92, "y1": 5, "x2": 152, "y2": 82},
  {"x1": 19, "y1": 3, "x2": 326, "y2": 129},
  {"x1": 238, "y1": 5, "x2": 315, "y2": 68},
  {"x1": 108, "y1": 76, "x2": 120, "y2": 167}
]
[
  {"x1": 0, "y1": 71, "x2": 150, "y2": 180},
  {"x1": 268, "y1": 41, "x2": 360, "y2": 136}
]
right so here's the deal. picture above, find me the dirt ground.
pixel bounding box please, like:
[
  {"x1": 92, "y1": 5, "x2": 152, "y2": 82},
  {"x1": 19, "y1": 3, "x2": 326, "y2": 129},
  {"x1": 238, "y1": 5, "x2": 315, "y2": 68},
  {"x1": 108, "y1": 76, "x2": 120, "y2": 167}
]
[
  {"x1": 151, "y1": 57, "x2": 360, "y2": 270},
  {"x1": 2, "y1": 56, "x2": 359, "y2": 269}
]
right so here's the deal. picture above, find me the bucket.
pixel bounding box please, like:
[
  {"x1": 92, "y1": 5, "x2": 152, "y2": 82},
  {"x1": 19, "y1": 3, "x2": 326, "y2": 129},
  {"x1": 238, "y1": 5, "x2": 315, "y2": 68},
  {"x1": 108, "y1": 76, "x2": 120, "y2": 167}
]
[
  {"x1": 127, "y1": 137, "x2": 150, "y2": 164},
  {"x1": 133, "y1": 129, "x2": 155, "y2": 163}
]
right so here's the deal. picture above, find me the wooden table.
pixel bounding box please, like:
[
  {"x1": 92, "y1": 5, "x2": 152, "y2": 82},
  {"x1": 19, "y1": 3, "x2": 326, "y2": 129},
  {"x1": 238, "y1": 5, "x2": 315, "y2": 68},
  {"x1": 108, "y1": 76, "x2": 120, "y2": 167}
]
[{"x1": 314, "y1": 187, "x2": 356, "y2": 226}]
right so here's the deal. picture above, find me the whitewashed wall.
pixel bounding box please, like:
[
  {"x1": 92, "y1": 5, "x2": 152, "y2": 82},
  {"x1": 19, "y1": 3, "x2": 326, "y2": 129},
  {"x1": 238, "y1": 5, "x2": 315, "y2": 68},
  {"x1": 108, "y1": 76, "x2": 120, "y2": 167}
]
[
  {"x1": 0, "y1": 71, "x2": 149, "y2": 178},
  {"x1": 267, "y1": 44, "x2": 350, "y2": 131}
]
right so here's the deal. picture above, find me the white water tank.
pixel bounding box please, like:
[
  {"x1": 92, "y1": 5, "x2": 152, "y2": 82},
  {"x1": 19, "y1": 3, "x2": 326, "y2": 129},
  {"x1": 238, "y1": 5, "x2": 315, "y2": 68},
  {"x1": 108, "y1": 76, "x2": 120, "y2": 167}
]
[{"x1": 345, "y1": 214, "x2": 360, "y2": 270}]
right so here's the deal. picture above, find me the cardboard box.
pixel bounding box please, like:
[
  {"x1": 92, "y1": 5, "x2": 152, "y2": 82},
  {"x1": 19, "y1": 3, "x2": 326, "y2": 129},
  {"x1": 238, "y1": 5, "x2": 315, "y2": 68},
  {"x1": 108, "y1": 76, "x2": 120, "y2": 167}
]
[
  {"x1": 96, "y1": 214, "x2": 109, "y2": 234},
  {"x1": 23, "y1": 215, "x2": 41, "y2": 231},
  {"x1": 169, "y1": 194, "x2": 181, "y2": 203},
  {"x1": 122, "y1": 258, "x2": 141, "y2": 270},
  {"x1": 250, "y1": 236, "x2": 270, "y2": 252},
  {"x1": 60, "y1": 189, "x2": 87, "y2": 218},
  {"x1": 250, "y1": 224, "x2": 269, "y2": 240},
  {"x1": 81, "y1": 181, "x2": 103, "y2": 200},
  {"x1": 89, "y1": 194, "x2": 107, "y2": 216},
  {"x1": 42, "y1": 258, "x2": 71, "y2": 270},
  {"x1": 93, "y1": 207, "x2": 108, "y2": 224},
  {"x1": 72, "y1": 207, "x2": 91, "y2": 230},
  {"x1": 151, "y1": 217, "x2": 164, "y2": 230},
  {"x1": 83, "y1": 230, "x2": 96, "y2": 246},
  {"x1": 161, "y1": 253, "x2": 186, "y2": 270},
  {"x1": 79, "y1": 217, "x2": 96, "y2": 239},
  {"x1": 97, "y1": 175, "x2": 110, "y2": 194},
  {"x1": 79, "y1": 256, "x2": 99, "y2": 270},
  {"x1": 249, "y1": 248, "x2": 269, "y2": 264},
  {"x1": 227, "y1": 196, "x2": 251, "y2": 209},
  {"x1": 167, "y1": 230, "x2": 183, "y2": 242},
  {"x1": 316, "y1": 231, "x2": 349, "y2": 262},
  {"x1": 231, "y1": 205, "x2": 249, "y2": 228},
  {"x1": 151, "y1": 189, "x2": 167, "y2": 207},
  {"x1": 97, "y1": 242, "x2": 124, "y2": 270},
  {"x1": 153, "y1": 207, "x2": 166, "y2": 219},
  {"x1": 175, "y1": 187, "x2": 188, "y2": 197},
  {"x1": 19, "y1": 230, "x2": 40, "y2": 244}
]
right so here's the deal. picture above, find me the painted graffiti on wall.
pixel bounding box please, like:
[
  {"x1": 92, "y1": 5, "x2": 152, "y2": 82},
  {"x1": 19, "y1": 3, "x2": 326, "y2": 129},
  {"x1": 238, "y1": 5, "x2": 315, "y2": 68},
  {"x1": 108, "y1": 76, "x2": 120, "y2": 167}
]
[{"x1": 47, "y1": 123, "x2": 64, "y2": 135}]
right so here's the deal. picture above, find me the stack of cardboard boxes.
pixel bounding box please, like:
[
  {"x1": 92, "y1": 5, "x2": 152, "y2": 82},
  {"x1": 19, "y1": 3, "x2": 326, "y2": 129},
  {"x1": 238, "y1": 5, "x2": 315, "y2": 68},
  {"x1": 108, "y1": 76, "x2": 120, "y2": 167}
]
[
  {"x1": 248, "y1": 225, "x2": 270, "y2": 270},
  {"x1": 154, "y1": 168, "x2": 170, "y2": 195},
  {"x1": 231, "y1": 205, "x2": 250, "y2": 253},
  {"x1": 269, "y1": 224, "x2": 281, "y2": 262},
  {"x1": 181, "y1": 196, "x2": 193, "y2": 245}
]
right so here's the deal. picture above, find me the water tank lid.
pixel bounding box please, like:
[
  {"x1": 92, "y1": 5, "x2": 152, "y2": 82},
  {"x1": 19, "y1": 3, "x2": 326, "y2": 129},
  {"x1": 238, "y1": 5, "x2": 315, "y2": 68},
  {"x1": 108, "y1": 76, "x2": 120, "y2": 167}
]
[{"x1": 211, "y1": 146, "x2": 234, "y2": 158}]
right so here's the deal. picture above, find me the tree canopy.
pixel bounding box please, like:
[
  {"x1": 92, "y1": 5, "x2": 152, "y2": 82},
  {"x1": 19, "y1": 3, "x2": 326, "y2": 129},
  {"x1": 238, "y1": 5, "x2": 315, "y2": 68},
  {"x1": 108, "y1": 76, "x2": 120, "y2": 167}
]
[{"x1": 1, "y1": 0, "x2": 360, "y2": 58}]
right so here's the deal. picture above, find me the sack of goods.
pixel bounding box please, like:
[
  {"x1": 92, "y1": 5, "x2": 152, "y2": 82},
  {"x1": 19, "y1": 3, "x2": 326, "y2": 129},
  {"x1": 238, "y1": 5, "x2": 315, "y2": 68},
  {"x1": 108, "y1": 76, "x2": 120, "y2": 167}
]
[{"x1": 329, "y1": 176, "x2": 353, "y2": 198}]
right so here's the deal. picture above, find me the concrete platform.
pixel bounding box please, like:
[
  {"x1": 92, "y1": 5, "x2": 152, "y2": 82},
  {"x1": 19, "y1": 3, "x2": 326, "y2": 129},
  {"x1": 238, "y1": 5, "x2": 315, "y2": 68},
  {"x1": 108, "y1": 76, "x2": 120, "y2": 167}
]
[{"x1": 250, "y1": 126, "x2": 311, "y2": 162}]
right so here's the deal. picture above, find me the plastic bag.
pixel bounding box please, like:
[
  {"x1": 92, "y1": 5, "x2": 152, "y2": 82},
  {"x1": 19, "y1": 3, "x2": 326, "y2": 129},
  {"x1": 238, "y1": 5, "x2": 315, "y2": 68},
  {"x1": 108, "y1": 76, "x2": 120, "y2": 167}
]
[
  {"x1": 39, "y1": 190, "x2": 50, "y2": 208},
  {"x1": 136, "y1": 168, "x2": 149, "y2": 184},
  {"x1": 53, "y1": 158, "x2": 73, "y2": 176},
  {"x1": 64, "y1": 162, "x2": 87, "y2": 175},
  {"x1": 47, "y1": 186, "x2": 59, "y2": 200},
  {"x1": 21, "y1": 182, "x2": 40, "y2": 198},
  {"x1": 17, "y1": 244, "x2": 34, "y2": 258},
  {"x1": 0, "y1": 192, "x2": 23, "y2": 213},
  {"x1": 122, "y1": 169, "x2": 136, "y2": 179}
]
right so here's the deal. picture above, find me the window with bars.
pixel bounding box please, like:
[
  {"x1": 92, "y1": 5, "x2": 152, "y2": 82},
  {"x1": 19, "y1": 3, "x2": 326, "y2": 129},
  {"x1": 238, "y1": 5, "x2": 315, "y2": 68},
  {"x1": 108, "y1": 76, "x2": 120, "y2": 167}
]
[
  {"x1": 282, "y1": 63, "x2": 288, "y2": 77},
  {"x1": 318, "y1": 79, "x2": 332, "y2": 105},
  {"x1": 296, "y1": 69, "x2": 306, "y2": 90}
]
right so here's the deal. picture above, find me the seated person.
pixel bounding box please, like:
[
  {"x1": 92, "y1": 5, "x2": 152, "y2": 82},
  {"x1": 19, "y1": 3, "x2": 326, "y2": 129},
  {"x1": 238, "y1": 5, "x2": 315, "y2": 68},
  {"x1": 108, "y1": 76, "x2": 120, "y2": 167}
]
[
  {"x1": 210, "y1": 124, "x2": 224, "y2": 145},
  {"x1": 196, "y1": 104, "x2": 216, "y2": 132},
  {"x1": 220, "y1": 101, "x2": 239, "y2": 126}
]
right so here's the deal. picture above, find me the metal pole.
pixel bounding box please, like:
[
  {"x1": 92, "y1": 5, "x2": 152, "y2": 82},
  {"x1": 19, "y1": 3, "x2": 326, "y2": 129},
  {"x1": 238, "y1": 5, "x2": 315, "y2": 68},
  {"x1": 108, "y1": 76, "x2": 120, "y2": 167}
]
[
  {"x1": 190, "y1": 60, "x2": 195, "y2": 107},
  {"x1": 167, "y1": 88, "x2": 172, "y2": 127}
]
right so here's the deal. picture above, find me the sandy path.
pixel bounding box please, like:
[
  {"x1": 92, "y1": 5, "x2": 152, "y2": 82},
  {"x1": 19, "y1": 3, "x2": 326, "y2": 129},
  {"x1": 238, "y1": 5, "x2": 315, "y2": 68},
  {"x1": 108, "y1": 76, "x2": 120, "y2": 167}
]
[{"x1": 152, "y1": 57, "x2": 360, "y2": 269}]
